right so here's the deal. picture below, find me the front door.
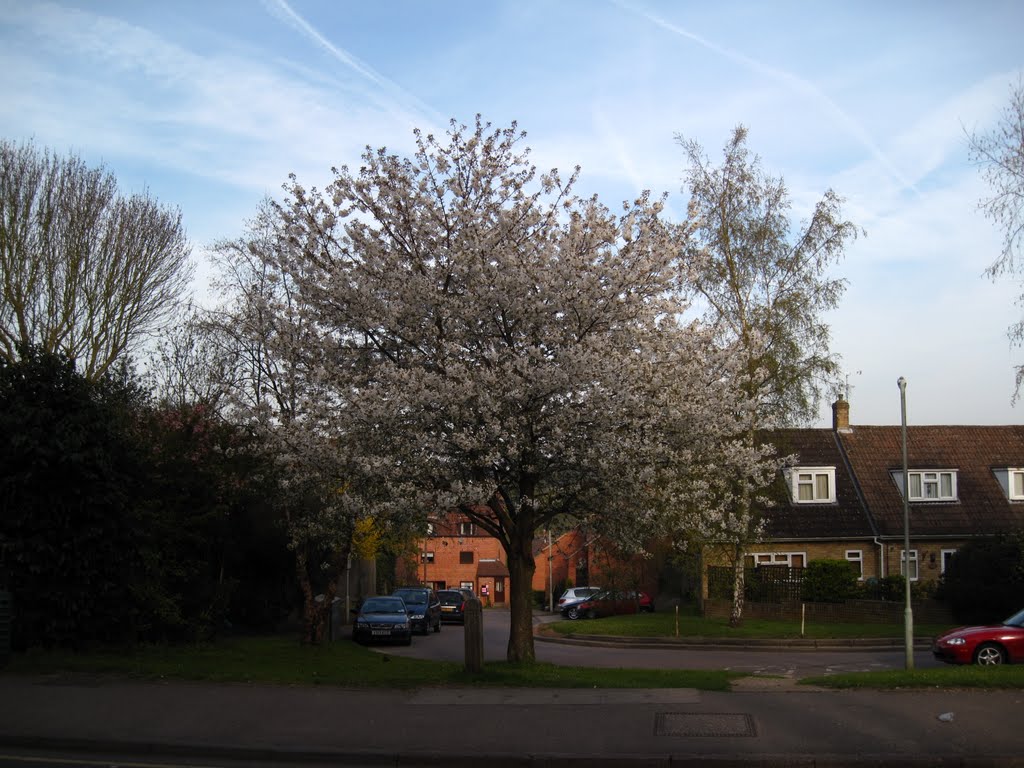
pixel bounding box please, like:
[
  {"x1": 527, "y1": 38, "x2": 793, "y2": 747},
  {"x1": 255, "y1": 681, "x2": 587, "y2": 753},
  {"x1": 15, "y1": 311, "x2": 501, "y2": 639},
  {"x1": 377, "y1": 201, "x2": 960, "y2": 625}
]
[{"x1": 494, "y1": 577, "x2": 505, "y2": 604}]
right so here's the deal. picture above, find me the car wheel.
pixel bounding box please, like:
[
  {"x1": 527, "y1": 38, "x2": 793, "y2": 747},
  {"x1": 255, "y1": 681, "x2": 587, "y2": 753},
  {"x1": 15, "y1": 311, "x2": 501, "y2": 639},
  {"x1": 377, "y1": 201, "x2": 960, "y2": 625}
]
[
  {"x1": 974, "y1": 642, "x2": 1007, "y2": 665},
  {"x1": 567, "y1": 606, "x2": 580, "y2": 620},
  {"x1": 586, "y1": 609, "x2": 598, "y2": 620}
]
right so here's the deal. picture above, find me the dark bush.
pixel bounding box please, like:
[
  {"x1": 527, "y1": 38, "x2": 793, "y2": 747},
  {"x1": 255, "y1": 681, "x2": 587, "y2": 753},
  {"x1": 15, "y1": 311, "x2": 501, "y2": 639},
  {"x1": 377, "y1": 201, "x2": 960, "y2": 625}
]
[
  {"x1": 936, "y1": 534, "x2": 1024, "y2": 624},
  {"x1": 801, "y1": 559, "x2": 858, "y2": 603}
]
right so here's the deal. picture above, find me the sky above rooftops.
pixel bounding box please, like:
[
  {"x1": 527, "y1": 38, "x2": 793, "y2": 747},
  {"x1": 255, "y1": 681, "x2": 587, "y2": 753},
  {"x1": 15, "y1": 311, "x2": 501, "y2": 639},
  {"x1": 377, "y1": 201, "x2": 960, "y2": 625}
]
[{"x1": 2, "y1": 0, "x2": 1022, "y2": 426}]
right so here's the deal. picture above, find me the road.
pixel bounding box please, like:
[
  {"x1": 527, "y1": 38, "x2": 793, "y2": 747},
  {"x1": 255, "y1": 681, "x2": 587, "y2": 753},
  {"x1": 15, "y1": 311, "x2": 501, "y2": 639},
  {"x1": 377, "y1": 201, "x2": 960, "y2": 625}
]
[{"x1": 374, "y1": 609, "x2": 942, "y2": 678}]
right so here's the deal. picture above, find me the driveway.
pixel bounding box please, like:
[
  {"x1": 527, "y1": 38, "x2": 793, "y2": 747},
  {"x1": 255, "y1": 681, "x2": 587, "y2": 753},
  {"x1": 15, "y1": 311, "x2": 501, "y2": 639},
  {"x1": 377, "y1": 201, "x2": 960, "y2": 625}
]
[{"x1": 373, "y1": 609, "x2": 942, "y2": 678}]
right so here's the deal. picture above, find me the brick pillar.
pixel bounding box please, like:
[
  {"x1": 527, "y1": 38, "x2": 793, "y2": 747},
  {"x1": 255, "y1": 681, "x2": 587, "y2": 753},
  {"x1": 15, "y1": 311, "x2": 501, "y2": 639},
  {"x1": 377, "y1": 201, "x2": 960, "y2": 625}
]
[{"x1": 832, "y1": 399, "x2": 850, "y2": 432}]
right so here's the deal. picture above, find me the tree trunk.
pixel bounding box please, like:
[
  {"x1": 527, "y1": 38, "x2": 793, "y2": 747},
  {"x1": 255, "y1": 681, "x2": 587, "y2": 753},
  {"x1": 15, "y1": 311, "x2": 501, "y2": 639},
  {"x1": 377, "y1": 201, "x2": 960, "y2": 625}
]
[
  {"x1": 505, "y1": 521, "x2": 537, "y2": 663},
  {"x1": 729, "y1": 544, "x2": 745, "y2": 628}
]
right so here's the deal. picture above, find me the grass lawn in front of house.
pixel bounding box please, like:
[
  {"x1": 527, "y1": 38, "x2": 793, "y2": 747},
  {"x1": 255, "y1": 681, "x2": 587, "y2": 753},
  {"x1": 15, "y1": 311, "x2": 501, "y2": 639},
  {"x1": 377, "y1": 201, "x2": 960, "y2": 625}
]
[{"x1": 545, "y1": 609, "x2": 951, "y2": 640}]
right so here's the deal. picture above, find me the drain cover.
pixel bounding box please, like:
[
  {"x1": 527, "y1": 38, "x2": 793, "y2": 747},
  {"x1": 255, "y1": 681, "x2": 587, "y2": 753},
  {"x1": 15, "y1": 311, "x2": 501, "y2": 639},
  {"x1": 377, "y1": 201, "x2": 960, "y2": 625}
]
[{"x1": 656, "y1": 712, "x2": 757, "y2": 737}]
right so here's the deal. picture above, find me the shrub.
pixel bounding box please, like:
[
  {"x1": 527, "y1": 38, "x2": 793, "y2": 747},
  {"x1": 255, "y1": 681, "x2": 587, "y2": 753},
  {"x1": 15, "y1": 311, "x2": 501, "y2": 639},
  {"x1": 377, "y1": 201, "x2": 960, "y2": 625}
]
[
  {"x1": 936, "y1": 533, "x2": 1024, "y2": 623},
  {"x1": 801, "y1": 559, "x2": 858, "y2": 603}
]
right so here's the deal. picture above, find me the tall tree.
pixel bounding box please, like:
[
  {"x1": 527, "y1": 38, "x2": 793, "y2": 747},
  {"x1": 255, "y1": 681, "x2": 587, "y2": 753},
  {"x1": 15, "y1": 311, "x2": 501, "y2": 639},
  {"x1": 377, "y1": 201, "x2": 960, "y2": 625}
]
[
  {"x1": 678, "y1": 125, "x2": 860, "y2": 624},
  {"x1": 272, "y1": 118, "x2": 769, "y2": 662},
  {"x1": 968, "y1": 76, "x2": 1024, "y2": 398},
  {"x1": 0, "y1": 139, "x2": 192, "y2": 380},
  {"x1": 205, "y1": 201, "x2": 369, "y2": 644}
]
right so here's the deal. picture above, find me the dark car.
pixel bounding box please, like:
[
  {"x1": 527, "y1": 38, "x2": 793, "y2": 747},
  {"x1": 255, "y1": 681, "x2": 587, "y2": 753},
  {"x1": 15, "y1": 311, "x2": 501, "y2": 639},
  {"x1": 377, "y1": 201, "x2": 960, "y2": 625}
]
[
  {"x1": 351, "y1": 596, "x2": 412, "y2": 646},
  {"x1": 932, "y1": 607, "x2": 1024, "y2": 665},
  {"x1": 392, "y1": 587, "x2": 442, "y2": 635},
  {"x1": 437, "y1": 589, "x2": 469, "y2": 623},
  {"x1": 560, "y1": 589, "x2": 650, "y2": 620}
]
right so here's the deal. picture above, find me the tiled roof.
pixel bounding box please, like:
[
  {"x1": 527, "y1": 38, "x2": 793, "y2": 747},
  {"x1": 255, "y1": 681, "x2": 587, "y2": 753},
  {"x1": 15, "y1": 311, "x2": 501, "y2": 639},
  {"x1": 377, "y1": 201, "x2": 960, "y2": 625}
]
[
  {"x1": 838, "y1": 425, "x2": 1024, "y2": 538},
  {"x1": 476, "y1": 559, "x2": 510, "y2": 577},
  {"x1": 757, "y1": 429, "x2": 874, "y2": 540}
]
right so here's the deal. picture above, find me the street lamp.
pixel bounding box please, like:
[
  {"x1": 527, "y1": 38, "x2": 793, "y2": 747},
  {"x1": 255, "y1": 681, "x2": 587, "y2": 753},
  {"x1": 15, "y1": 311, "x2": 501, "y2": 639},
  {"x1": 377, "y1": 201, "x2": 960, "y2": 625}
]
[{"x1": 897, "y1": 377, "x2": 914, "y2": 670}]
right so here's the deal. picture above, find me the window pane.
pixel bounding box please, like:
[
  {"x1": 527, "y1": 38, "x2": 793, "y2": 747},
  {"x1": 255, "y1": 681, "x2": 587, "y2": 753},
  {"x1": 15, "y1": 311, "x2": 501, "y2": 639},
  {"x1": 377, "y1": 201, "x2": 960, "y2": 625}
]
[
  {"x1": 940, "y1": 473, "x2": 952, "y2": 497},
  {"x1": 909, "y1": 474, "x2": 922, "y2": 498},
  {"x1": 797, "y1": 477, "x2": 813, "y2": 500},
  {"x1": 815, "y1": 474, "x2": 830, "y2": 499},
  {"x1": 1014, "y1": 472, "x2": 1024, "y2": 497}
]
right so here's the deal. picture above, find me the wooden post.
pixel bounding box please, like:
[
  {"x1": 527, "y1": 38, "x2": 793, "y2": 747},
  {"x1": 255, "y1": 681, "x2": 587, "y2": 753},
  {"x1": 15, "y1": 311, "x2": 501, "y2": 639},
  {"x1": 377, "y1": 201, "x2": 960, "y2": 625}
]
[{"x1": 464, "y1": 597, "x2": 484, "y2": 673}]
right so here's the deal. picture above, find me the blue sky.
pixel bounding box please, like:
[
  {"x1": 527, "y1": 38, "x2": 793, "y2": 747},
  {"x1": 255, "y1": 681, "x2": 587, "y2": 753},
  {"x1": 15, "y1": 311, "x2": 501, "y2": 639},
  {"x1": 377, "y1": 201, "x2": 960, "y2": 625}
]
[{"x1": 2, "y1": 0, "x2": 1022, "y2": 426}]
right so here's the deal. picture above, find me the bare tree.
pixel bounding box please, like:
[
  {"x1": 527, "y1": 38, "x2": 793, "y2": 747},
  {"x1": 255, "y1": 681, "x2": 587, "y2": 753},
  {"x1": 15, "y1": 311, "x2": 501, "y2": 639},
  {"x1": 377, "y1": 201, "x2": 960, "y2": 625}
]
[
  {"x1": 968, "y1": 76, "x2": 1024, "y2": 398},
  {"x1": 0, "y1": 139, "x2": 192, "y2": 379}
]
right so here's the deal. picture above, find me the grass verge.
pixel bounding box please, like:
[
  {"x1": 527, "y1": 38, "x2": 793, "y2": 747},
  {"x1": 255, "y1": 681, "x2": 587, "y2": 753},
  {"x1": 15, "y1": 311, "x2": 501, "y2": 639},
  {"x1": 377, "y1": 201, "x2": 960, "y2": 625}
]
[
  {"x1": 802, "y1": 665, "x2": 1024, "y2": 690},
  {"x1": 547, "y1": 611, "x2": 950, "y2": 640},
  {"x1": 5, "y1": 635, "x2": 738, "y2": 692}
]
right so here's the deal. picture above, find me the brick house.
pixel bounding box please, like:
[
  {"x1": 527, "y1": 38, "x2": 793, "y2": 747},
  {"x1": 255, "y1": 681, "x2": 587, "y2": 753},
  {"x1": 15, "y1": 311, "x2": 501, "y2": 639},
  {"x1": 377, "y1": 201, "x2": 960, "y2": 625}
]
[
  {"x1": 398, "y1": 511, "x2": 509, "y2": 603},
  {"x1": 404, "y1": 514, "x2": 658, "y2": 605},
  {"x1": 707, "y1": 399, "x2": 1024, "y2": 592}
]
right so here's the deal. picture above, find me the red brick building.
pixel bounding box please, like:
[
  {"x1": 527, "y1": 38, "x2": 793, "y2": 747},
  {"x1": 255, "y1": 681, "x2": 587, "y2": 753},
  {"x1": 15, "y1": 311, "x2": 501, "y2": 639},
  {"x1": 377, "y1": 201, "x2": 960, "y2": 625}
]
[{"x1": 400, "y1": 511, "x2": 660, "y2": 606}]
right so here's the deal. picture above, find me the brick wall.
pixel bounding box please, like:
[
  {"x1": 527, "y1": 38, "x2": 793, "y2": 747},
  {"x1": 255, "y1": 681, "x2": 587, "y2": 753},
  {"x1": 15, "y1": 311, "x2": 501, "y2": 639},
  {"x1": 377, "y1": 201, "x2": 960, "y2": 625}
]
[{"x1": 401, "y1": 533, "x2": 505, "y2": 593}]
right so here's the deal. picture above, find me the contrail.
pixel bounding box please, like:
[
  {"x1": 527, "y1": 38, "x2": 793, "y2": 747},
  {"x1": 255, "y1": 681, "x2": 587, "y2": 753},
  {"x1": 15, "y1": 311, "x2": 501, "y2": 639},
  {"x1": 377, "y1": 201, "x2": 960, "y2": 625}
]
[
  {"x1": 262, "y1": 0, "x2": 445, "y2": 126},
  {"x1": 613, "y1": 0, "x2": 919, "y2": 194}
]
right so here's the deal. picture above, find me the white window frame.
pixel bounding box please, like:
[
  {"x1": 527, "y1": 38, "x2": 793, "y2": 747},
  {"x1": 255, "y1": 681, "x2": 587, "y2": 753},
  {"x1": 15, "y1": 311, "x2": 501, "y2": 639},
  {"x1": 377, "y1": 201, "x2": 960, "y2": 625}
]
[
  {"x1": 940, "y1": 548, "x2": 957, "y2": 574},
  {"x1": 747, "y1": 552, "x2": 807, "y2": 568},
  {"x1": 458, "y1": 521, "x2": 475, "y2": 536},
  {"x1": 997, "y1": 468, "x2": 1024, "y2": 500},
  {"x1": 845, "y1": 549, "x2": 864, "y2": 580},
  {"x1": 786, "y1": 467, "x2": 836, "y2": 504},
  {"x1": 891, "y1": 470, "x2": 958, "y2": 502},
  {"x1": 900, "y1": 549, "x2": 919, "y2": 581},
  {"x1": 420, "y1": 551, "x2": 435, "y2": 563}
]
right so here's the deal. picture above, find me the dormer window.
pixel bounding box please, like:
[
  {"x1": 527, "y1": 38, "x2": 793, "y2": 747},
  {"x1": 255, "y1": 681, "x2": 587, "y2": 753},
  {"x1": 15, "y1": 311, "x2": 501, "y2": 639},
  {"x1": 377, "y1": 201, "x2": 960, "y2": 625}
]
[
  {"x1": 786, "y1": 467, "x2": 836, "y2": 504},
  {"x1": 891, "y1": 470, "x2": 958, "y2": 501},
  {"x1": 992, "y1": 468, "x2": 1024, "y2": 501}
]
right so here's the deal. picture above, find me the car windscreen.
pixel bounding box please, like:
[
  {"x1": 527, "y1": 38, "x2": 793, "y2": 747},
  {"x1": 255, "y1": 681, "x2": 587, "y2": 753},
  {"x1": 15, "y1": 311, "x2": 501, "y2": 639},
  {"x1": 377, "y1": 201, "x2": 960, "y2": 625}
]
[
  {"x1": 438, "y1": 592, "x2": 462, "y2": 603},
  {"x1": 362, "y1": 598, "x2": 404, "y2": 613},
  {"x1": 395, "y1": 591, "x2": 427, "y2": 605}
]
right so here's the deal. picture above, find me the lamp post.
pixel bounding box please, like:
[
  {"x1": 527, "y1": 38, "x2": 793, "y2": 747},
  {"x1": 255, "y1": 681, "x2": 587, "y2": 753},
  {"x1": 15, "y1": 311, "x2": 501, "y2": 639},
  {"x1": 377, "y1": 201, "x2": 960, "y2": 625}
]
[{"x1": 897, "y1": 376, "x2": 914, "y2": 670}]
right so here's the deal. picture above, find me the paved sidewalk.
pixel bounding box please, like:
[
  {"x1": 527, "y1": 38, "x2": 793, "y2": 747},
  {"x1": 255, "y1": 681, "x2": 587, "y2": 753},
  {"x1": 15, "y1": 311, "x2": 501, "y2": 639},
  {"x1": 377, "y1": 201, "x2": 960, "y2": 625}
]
[{"x1": 1, "y1": 673, "x2": 1022, "y2": 767}]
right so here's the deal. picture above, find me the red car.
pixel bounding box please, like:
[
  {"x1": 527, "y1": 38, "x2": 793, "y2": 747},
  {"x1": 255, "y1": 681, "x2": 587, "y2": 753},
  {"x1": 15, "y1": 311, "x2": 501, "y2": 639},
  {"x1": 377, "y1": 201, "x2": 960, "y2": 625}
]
[
  {"x1": 560, "y1": 590, "x2": 653, "y2": 620},
  {"x1": 932, "y1": 607, "x2": 1024, "y2": 665}
]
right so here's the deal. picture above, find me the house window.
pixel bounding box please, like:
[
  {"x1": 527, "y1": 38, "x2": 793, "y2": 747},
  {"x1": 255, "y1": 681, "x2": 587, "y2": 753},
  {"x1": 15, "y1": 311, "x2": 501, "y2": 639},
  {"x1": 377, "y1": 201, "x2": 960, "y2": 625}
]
[
  {"x1": 459, "y1": 551, "x2": 474, "y2": 565},
  {"x1": 460, "y1": 581, "x2": 474, "y2": 591},
  {"x1": 786, "y1": 467, "x2": 836, "y2": 503},
  {"x1": 900, "y1": 549, "x2": 919, "y2": 581},
  {"x1": 746, "y1": 552, "x2": 806, "y2": 568},
  {"x1": 940, "y1": 548, "x2": 957, "y2": 574},
  {"x1": 845, "y1": 549, "x2": 864, "y2": 580},
  {"x1": 420, "y1": 551, "x2": 435, "y2": 563},
  {"x1": 995, "y1": 468, "x2": 1024, "y2": 500},
  {"x1": 893, "y1": 470, "x2": 957, "y2": 501},
  {"x1": 458, "y1": 521, "x2": 475, "y2": 536}
]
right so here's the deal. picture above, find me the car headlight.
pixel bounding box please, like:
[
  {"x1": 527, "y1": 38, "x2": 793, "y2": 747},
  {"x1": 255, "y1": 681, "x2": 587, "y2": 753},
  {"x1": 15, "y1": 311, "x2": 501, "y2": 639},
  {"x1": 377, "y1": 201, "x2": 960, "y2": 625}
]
[
  {"x1": 946, "y1": 637, "x2": 966, "y2": 646},
  {"x1": 410, "y1": 612, "x2": 425, "y2": 620}
]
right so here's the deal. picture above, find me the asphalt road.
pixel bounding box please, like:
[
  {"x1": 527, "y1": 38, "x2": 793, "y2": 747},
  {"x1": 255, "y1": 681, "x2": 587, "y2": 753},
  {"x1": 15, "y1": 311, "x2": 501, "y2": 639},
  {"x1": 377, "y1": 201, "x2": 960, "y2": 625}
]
[{"x1": 372, "y1": 609, "x2": 943, "y2": 678}]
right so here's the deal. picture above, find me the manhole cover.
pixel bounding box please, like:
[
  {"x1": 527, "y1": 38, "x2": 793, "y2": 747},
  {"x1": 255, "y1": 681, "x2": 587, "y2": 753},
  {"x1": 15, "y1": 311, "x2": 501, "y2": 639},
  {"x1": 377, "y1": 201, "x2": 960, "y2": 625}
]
[{"x1": 656, "y1": 712, "x2": 757, "y2": 737}]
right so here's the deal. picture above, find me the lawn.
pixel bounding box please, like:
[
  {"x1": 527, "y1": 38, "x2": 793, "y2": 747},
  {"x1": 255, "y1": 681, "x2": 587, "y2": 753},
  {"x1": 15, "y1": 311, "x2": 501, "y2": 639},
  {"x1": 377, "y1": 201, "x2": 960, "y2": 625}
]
[
  {"x1": 545, "y1": 610, "x2": 951, "y2": 640},
  {"x1": 4, "y1": 635, "x2": 739, "y2": 692}
]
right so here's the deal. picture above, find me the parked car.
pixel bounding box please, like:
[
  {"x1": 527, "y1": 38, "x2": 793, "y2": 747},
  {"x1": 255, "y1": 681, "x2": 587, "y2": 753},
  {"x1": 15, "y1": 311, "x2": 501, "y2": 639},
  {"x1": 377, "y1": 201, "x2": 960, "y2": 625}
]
[
  {"x1": 437, "y1": 589, "x2": 469, "y2": 624},
  {"x1": 392, "y1": 587, "x2": 442, "y2": 634},
  {"x1": 932, "y1": 607, "x2": 1024, "y2": 665},
  {"x1": 556, "y1": 587, "x2": 602, "y2": 609},
  {"x1": 351, "y1": 596, "x2": 412, "y2": 646},
  {"x1": 561, "y1": 589, "x2": 650, "y2": 620}
]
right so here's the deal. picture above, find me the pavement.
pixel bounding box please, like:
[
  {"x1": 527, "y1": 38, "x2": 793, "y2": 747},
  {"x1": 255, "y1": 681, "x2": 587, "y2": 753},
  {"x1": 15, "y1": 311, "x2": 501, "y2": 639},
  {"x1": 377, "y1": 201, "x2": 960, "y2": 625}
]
[{"x1": 1, "y1": 616, "x2": 1022, "y2": 767}]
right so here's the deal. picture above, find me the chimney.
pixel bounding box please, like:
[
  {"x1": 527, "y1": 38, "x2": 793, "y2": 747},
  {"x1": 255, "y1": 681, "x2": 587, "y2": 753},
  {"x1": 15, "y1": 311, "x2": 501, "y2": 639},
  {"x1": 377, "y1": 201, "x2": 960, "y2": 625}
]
[{"x1": 832, "y1": 398, "x2": 851, "y2": 432}]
